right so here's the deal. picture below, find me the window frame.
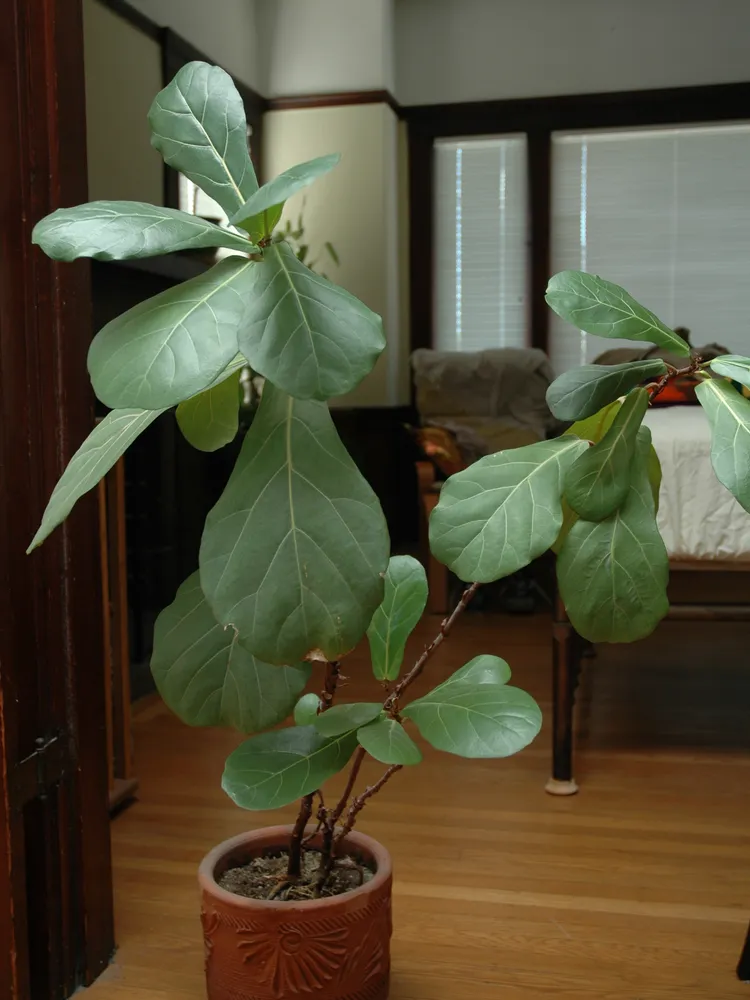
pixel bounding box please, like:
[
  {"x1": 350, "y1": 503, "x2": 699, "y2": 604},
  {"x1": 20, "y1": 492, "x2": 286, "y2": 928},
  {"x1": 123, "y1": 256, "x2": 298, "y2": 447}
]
[{"x1": 404, "y1": 81, "x2": 750, "y2": 356}]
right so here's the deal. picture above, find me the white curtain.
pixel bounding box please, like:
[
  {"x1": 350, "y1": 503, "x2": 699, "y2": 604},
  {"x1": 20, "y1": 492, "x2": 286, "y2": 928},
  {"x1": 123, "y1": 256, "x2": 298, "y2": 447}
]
[
  {"x1": 550, "y1": 123, "x2": 750, "y2": 373},
  {"x1": 433, "y1": 136, "x2": 528, "y2": 352}
]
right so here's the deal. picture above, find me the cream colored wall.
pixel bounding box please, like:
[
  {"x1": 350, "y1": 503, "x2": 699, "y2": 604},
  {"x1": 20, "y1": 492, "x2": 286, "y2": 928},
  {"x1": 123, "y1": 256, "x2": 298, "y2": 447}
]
[
  {"x1": 263, "y1": 103, "x2": 406, "y2": 407},
  {"x1": 127, "y1": 0, "x2": 261, "y2": 91},
  {"x1": 82, "y1": 0, "x2": 163, "y2": 203}
]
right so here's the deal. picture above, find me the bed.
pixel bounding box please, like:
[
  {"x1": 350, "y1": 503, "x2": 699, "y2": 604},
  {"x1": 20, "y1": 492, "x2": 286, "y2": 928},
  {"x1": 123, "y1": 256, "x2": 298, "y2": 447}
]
[{"x1": 549, "y1": 403, "x2": 750, "y2": 797}]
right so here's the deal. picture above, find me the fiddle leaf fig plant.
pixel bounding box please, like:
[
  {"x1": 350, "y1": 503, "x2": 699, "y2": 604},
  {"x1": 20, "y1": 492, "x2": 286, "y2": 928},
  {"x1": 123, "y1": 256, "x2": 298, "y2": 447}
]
[
  {"x1": 27, "y1": 62, "x2": 542, "y2": 895},
  {"x1": 33, "y1": 63, "x2": 750, "y2": 899}
]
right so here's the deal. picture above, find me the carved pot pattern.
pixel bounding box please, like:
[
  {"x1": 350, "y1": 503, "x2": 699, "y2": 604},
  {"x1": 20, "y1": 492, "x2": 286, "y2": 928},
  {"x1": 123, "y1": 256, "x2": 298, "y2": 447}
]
[{"x1": 198, "y1": 825, "x2": 392, "y2": 1000}]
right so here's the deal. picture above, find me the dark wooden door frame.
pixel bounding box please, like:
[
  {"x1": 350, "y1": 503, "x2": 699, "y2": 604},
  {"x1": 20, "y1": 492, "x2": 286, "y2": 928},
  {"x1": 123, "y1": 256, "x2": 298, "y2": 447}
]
[
  {"x1": 0, "y1": 1, "x2": 114, "y2": 997},
  {"x1": 404, "y1": 80, "x2": 750, "y2": 356}
]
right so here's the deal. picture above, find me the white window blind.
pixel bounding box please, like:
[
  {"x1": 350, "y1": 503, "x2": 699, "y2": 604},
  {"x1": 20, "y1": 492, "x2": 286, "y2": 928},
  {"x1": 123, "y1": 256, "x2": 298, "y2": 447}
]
[
  {"x1": 550, "y1": 123, "x2": 750, "y2": 373},
  {"x1": 433, "y1": 136, "x2": 528, "y2": 352}
]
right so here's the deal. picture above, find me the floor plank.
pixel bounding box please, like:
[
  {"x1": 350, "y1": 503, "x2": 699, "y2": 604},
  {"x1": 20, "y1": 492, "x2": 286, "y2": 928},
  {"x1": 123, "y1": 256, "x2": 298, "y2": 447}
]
[{"x1": 87, "y1": 612, "x2": 750, "y2": 999}]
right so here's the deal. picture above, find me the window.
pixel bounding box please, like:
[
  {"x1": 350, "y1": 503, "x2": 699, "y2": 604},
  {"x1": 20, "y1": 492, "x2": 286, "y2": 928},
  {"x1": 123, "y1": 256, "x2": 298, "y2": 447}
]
[
  {"x1": 550, "y1": 122, "x2": 750, "y2": 372},
  {"x1": 433, "y1": 136, "x2": 528, "y2": 353}
]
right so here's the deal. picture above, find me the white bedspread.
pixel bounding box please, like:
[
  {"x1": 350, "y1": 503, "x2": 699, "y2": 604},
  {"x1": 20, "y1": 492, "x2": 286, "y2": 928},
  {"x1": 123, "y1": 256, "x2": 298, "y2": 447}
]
[{"x1": 642, "y1": 407, "x2": 750, "y2": 562}]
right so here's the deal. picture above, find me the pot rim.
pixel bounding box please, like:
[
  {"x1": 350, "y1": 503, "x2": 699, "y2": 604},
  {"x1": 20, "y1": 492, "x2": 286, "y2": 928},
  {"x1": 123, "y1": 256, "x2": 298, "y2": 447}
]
[{"x1": 198, "y1": 824, "x2": 392, "y2": 912}]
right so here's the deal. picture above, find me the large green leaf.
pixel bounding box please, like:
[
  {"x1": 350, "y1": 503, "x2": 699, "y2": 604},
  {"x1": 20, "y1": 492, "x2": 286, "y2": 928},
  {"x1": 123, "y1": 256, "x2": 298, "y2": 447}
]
[
  {"x1": 149, "y1": 62, "x2": 257, "y2": 216},
  {"x1": 231, "y1": 154, "x2": 341, "y2": 240},
  {"x1": 435, "y1": 654, "x2": 512, "y2": 692},
  {"x1": 709, "y1": 355, "x2": 750, "y2": 391},
  {"x1": 557, "y1": 428, "x2": 669, "y2": 643},
  {"x1": 564, "y1": 387, "x2": 649, "y2": 521},
  {"x1": 32, "y1": 201, "x2": 256, "y2": 262},
  {"x1": 176, "y1": 369, "x2": 241, "y2": 452},
  {"x1": 696, "y1": 377, "x2": 750, "y2": 512},
  {"x1": 546, "y1": 360, "x2": 666, "y2": 421},
  {"x1": 27, "y1": 406, "x2": 165, "y2": 553},
  {"x1": 356, "y1": 717, "x2": 422, "y2": 766},
  {"x1": 237, "y1": 242, "x2": 385, "y2": 401},
  {"x1": 222, "y1": 725, "x2": 357, "y2": 810},
  {"x1": 403, "y1": 683, "x2": 541, "y2": 759},
  {"x1": 200, "y1": 383, "x2": 389, "y2": 664},
  {"x1": 313, "y1": 703, "x2": 382, "y2": 738},
  {"x1": 367, "y1": 555, "x2": 428, "y2": 681},
  {"x1": 88, "y1": 256, "x2": 253, "y2": 410},
  {"x1": 151, "y1": 572, "x2": 309, "y2": 732},
  {"x1": 546, "y1": 271, "x2": 690, "y2": 357},
  {"x1": 429, "y1": 437, "x2": 588, "y2": 583}
]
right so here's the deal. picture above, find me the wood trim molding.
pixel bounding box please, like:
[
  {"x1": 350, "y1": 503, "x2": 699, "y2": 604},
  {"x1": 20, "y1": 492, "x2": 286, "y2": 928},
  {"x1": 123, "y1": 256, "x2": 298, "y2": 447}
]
[
  {"x1": 403, "y1": 80, "x2": 750, "y2": 136},
  {"x1": 1, "y1": 0, "x2": 114, "y2": 994},
  {"x1": 94, "y1": 0, "x2": 161, "y2": 40},
  {"x1": 267, "y1": 89, "x2": 401, "y2": 115}
]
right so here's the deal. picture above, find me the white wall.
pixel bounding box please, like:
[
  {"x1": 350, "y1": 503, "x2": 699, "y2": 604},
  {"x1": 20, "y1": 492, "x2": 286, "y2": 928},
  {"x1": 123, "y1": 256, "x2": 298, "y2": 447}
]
[
  {"x1": 258, "y1": 0, "x2": 394, "y2": 97},
  {"x1": 127, "y1": 0, "x2": 262, "y2": 91},
  {"x1": 395, "y1": 0, "x2": 750, "y2": 105},
  {"x1": 263, "y1": 103, "x2": 405, "y2": 406}
]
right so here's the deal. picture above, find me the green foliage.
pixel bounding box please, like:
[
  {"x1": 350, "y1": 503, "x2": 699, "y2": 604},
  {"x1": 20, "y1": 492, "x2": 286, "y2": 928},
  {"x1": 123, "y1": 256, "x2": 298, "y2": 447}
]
[
  {"x1": 313, "y1": 703, "x2": 382, "y2": 737},
  {"x1": 356, "y1": 717, "x2": 422, "y2": 766},
  {"x1": 231, "y1": 154, "x2": 341, "y2": 240},
  {"x1": 546, "y1": 271, "x2": 690, "y2": 357},
  {"x1": 403, "y1": 682, "x2": 541, "y2": 759},
  {"x1": 367, "y1": 556, "x2": 428, "y2": 681},
  {"x1": 149, "y1": 62, "x2": 258, "y2": 215},
  {"x1": 199, "y1": 383, "x2": 389, "y2": 665},
  {"x1": 237, "y1": 242, "x2": 385, "y2": 401},
  {"x1": 708, "y1": 355, "x2": 750, "y2": 391},
  {"x1": 27, "y1": 406, "x2": 164, "y2": 552},
  {"x1": 429, "y1": 437, "x2": 588, "y2": 582},
  {"x1": 223, "y1": 726, "x2": 358, "y2": 810},
  {"x1": 436, "y1": 654, "x2": 512, "y2": 689},
  {"x1": 32, "y1": 201, "x2": 257, "y2": 261},
  {"x1": 293, "y1": 693, "x2": 321, "y2": 726},
  {"x1": 696, "y1": 377, "x2": 750, "y2": 512},
  {"x1": 176, "y1": 369, "x2": 241, "y2": 452},
  {"x1": 546, "y1": 359, "x2": 666, "y2": 421},
  {"x1": 41, "y1": 64, "x2": 748, "y2": 847},
  {"x1": 88, "y1": 256, "x2": 254, "y2": 410},
  {"x1": 557, "y1": 428, "x2": 669, "y2": 642},
  {"x1": 564, "y1": 387, "x2": 649, "y2": 521},
  {"x1": 151, "y1": 572, "x2": 309, "y2": 732}
]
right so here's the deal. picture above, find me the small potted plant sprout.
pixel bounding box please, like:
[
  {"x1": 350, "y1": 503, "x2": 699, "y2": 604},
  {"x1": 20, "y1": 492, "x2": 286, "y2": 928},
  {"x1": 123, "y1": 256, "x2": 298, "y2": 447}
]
[{"x1": 29, "y1": 62, "x2": 750, "y2": 1000}]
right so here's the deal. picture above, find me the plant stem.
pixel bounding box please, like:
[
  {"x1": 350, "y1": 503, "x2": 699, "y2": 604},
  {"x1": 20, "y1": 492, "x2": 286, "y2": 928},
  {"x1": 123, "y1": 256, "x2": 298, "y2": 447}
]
[
  {"x1": 330, "y1": 746, "x2": 366, "y2": 826},
  {"x1": 383, "y1": 581, "x2": 481, "y2": 715},
  {"x1": 286, "y1": 793, "x2": 314, "y2": 879},
  {"x1": 320, "y1": 660, "x2": 341, "y2": 711},
  {"x1": 329, "y1": 582, "x2": 480, "y2": 855},
  {"x1": 335, "y1": 764, "x2": 403, "y2": 845},
  {"x1": 287, "y1": 661, "x2": 341, "y2": 879}
]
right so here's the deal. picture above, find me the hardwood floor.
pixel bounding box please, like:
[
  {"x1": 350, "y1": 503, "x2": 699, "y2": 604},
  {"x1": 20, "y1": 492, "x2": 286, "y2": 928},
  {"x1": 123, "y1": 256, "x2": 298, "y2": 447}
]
[{"x1": 87, "y1": 611, "x2": 750, "y2": 999}]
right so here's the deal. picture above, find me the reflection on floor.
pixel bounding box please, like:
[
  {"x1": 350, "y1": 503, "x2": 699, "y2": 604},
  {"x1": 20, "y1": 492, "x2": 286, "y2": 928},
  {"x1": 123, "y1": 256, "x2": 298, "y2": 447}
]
[{"x1": 88, "y1": 612, "x2": 750, "y2": 1000}]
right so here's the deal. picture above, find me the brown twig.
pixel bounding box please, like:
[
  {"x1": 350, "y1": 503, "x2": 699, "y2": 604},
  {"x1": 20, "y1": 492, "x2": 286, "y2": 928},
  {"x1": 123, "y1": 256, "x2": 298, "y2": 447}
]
[
  {"x1": 329, "y1": 746, "x2": 366, "y2": 826},
  {"x1": 287, "y1": 661, "x2": 341, "y2": 878},
  {"x1": 383, "y1": 581, "x2": 481, "y2": 715},
  {"x1": 286, "y1": 793, "x2": 314, "y2": 878},
  {"x1": 335, "y1": 764, "x2": 403, "y2": 846},
  {"x1": 320, "y1": 660, "x2": 341, "y2": 711},
  {"x1": 647, "y1": 356, "x2": 703, "y2": 404}
]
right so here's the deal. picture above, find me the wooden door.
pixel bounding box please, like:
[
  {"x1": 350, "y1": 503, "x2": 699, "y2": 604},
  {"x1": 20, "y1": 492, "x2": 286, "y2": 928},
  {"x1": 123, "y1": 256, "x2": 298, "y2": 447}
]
[{"x1": 0, "y1": 1, "x2": 115, "y2": 997}]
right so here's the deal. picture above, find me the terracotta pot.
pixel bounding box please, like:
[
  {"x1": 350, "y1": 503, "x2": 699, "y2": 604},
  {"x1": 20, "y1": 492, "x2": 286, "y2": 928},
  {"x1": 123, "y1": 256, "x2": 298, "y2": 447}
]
[{"x1": 198, "y1": 825, "x2": 392, "y2": 1000}]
